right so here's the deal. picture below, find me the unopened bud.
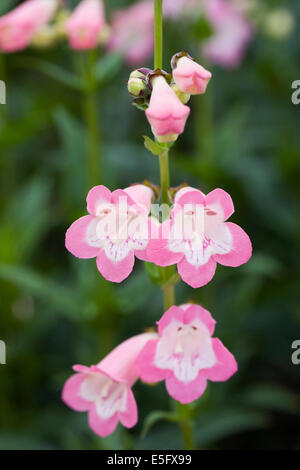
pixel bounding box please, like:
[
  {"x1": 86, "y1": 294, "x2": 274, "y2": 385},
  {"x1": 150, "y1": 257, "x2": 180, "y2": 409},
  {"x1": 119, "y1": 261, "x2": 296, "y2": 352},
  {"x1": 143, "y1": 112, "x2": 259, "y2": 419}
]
[{"x1": 128, "y1": 77, "x2": 147, "y2": 97}]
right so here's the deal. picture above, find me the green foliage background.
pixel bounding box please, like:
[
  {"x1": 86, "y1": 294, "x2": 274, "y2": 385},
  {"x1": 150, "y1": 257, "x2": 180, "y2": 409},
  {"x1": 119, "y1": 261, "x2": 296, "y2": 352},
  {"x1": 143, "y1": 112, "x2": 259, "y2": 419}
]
[{"x1": 0, "y1": 0, "x2": 299, "y2": 449}]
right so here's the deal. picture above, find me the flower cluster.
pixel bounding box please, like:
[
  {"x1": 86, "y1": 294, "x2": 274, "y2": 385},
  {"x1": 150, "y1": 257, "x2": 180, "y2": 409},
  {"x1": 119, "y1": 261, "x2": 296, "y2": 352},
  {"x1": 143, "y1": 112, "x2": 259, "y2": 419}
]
[
  {"x1": 63, "y1": 50, "x2": 252, "y2": 437},
  {"x1": 0, "y1": 0, "x2": 254, "y2": 70}
]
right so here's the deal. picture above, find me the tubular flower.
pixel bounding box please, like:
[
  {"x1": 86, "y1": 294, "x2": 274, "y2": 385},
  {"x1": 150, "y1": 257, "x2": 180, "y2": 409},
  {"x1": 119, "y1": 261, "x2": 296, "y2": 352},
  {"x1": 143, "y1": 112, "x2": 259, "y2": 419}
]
[
  {"x1": 108, "y1": 0, "x2": 154, "y2": 66},
  {"x1": 62, "y1": 333, "x2": 157, "y2": 437},
  {"x1": 146, "y1": 75, "x2": 190, "y2": 143},
  {"x1": 147, "y1": 187, "x2": 252, "y2": 288},
  {"x1": 0, "y1": 0, "x2": 58, "y2": 53},
  {"x1": 65, "y1": 0, "x2": 107, "y2": 50},
  {"x1": 202, "y1": 0, "x2": 253, "y2": 68},
  {"x1": 135, "y1": 304, "x2": 237, "y2": 404},
  {"x1": 65, "y1": 184, "x2": 154, "y2": 283},
  {"x1": 172, "y1": 55, "x2": 212, "y2": 95}
]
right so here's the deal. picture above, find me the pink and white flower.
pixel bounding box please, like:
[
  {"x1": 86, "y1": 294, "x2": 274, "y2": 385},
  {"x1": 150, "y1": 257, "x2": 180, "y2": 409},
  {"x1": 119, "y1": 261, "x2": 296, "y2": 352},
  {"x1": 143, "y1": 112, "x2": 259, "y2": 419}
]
[
  {"x1": 146, "y1": 75, "x2": 190, "y2": 143},
  {"x1": 202, "y1": 0, "x2": 253, "y2": 68},
  {"x1": 0, "y1": 0, "x2": 58, "y2": 53},
  {"x1": 147, "y1": 187, "x2": 252, "y2": 288},
  {"x1": 65, "y1": 184, "x2": 154, "y2": 283},
  {"x1": 135, "y1": 304, "x2": 237, "y2": 404},
  {"x1": 172, "y1": 55, "x2": 212, "y2": 95},
  {"x1": 62, "y1": 333, "x2": 157, "y2": 437},
  {"x1": 66, "y1": 0, "x2": 107, "y2": 50},
  {"x1": 108, "y1": 0, "x2": 154, "y2": 66}
]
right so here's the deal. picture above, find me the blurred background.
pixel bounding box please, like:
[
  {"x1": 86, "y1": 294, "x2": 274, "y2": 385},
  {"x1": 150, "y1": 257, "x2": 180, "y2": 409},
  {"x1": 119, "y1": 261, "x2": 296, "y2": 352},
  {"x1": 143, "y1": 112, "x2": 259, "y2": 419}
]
[{"x1": 0, "y1": 0, "x2": 300, "y2": 450}]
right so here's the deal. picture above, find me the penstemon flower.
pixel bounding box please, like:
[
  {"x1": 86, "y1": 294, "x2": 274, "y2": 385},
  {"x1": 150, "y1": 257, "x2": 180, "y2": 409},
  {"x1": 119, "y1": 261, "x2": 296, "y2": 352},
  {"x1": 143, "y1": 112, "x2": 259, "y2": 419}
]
[
  {"x1": 65, "y1": 184, "x2": 154, "y2": 283},
  {"x1": 65, "y1": 0, "x2": 107, "y2": 50},
  {"x1": 62, "y1": 333, "x2": 157, "y2": 437},
  {"x1": 146, "y1": 73, "x2": 190, "y2": 143},
  {"x1": 172, "y1": 52, "x2": 212, "y2": 95},
  {"x1": 147, "y1": 187, "x2": 252, "y2": 288},
  {"x1": 0, "y1": 0, "x2": 58, "y2": 52},
  {"x1": 135, "y1": 304, "x2": 237, "y2": 404}
]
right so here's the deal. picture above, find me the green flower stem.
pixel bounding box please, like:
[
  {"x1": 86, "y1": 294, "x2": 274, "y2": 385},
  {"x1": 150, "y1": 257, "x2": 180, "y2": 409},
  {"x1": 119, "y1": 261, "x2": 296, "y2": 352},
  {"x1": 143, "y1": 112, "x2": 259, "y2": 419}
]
[
  {"x1": 176, "y1": 403, "x2": 196, "y2": 450},
  {"x1": 154, "y1": 0, "x2": 163, "y2": 70},
  {"x1": 152, "y1": 0, "x2": 196, "y2": 450},
  {"x1": 159, "y1": 151, "x2": 170, "y2": 208}
]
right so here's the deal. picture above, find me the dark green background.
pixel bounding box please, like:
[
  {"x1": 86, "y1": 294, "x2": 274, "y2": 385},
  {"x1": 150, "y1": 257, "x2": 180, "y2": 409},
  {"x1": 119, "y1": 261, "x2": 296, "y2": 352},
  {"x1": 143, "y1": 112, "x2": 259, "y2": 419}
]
[{"x1": 0, "y1": 0, "x2": 299, "y2": 449}]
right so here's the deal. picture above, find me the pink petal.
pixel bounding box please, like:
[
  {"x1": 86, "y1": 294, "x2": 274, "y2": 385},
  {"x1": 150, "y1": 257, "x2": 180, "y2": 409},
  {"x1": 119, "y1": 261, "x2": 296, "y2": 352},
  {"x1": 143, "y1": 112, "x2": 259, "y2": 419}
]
[
  {"x1": 205, "y1": 188, "x2": 234, "y2": 220},
  {"x1": 175, "y1": 188, "x2": 205, "y2": 207},
  {"x1": 157, "y1": 306, "x2": 185, "y2": 335},
  {"x1": 96, "y1": 249, "x2": 135, "y2": 283},
  {"x1": 135, "y1": 339, "x2": 168, "y2": 383},
  {"x1": 86, "y1": 185, "x2": 111, "y2": 215},
  {"x1": 62, "y1": 373, "x2": 91, "y2": 412},
  {"x1": 177, "y1": 256, "x2": 217, "y2": 288},
  {"x1": 65, "y1": 215, "x2": 100, "y2": 259},
  {"x1": 204, "y1": 338, "x2": 238, "y2": 382},
  {"x1": 174, "y1": 186, "x2": 197, "y2": 204},
  {"x1": 165, "y1": 374, "x2": 207, "y2": 404},
  {"x1": 119, "y1": 388, "x2": 138, "y2": 428},
  {"x1": 183, "y1": 304, "x2": 216, "y2": 335},
  {"x1": 124, "y1": 184, "x2": 153, "y2": 215},
  {"x1": 214, "y1": 222, "x2": 252, "y2": 267},
  {"x1": 146, "y1": 220, "x2": 184, "y2": 267},
  {"x1": 88, "y1": 403, "x2": 119, "y2": 437}
]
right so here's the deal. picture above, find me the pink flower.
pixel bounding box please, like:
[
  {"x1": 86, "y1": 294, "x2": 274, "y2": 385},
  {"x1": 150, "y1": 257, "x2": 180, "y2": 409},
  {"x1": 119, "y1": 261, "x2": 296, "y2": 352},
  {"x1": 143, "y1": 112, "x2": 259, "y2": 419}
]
[
  {"x1": 163, "y1": 0, "x2": 202, "y2": 19},
  {"x1": 0, "y1": 0, "x2": 58, "y2": 53},
  {"x1": 108, "y1": 0, "x2": 154, "y2": 66},
  {"x1": 202, "y1": 0, "x2": 253, "y2": 68},
  {"x1": 66, "y1": 0, "x2": 106, "y2": 50},
  {"x1": 65, "y1": 184, "x2": 154, "y2": 283},
  {"x1": 172, "y1": 55, "x2": 212, "y2": 95},
  {"x1": 135, "y1": 304, "x2": 237, "y2": 404},
  {"x1": 146, "y1": 75, "x2": 190, "y2": 143},
  {"x1": 66, "y1": 184, "x2": 153, "y2": 282},
  {"x1": 62, "y1": 333, "x2": 157, "y2": 437},
  {"x1": 147, "y1": 187, "x2": 252, "y2": 288}
]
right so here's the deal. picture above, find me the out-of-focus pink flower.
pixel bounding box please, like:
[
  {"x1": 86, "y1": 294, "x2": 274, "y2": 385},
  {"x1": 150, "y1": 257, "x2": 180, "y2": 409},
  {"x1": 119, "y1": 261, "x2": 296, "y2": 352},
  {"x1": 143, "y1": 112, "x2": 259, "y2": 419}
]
[
  {"x1": 66, "y1": 0, "x2": 106, "y2": 50},
  {"x1": 136, "y1": 304, "x2": 237, "y2": 404},
  {"x1": 146, "y1": 75, "x2": 190, "y2": 143},
  {"x1": 65, "y1": 184, "x2": 154, "y2": 283},
  {"x1": 163, "y1": 0, "x2": 202, "y2": 19},
  {"x1": 172, "y1": 55, "x2": 212, "y2": 95},
  {"x1": 62, "y1": 333, "x2": 157, "y2": 437},
  {"x1": 202, "y1": 0, "x2": 253, "y2": 68},
  {"x1": 0, "y1": 0, "x2": 58, "y2": 53},
  {"x1": 147, "y1": 187, "x2": 252, "y2": 288},
  {"x1": 108, "y1": 0, "x2": 154, "y2": 66}
]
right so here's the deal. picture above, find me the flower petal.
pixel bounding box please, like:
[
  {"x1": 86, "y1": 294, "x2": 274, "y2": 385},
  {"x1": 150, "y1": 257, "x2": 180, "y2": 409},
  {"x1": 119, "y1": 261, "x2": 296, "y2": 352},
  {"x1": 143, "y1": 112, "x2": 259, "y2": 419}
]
[
  {"x1": 214, "y1": 222, "x2": 252, "y2": 267},
  {"x1": 165, "y1": 374, "x2": 207, "y2": 404},
  {"x1": 65, "y1": 215, "x2": 101, "y2": 259},
  {"x1": 178, "y1": 256, "x2": 216, "y2": 288},
  {"x1": 62, "y1": 373, "x2": 91, "y2": 412},
  {"x1": 183, "y1": 304, "x2": 216, "y2": 335},
  {"x1": 205, "y1": 188, "x2": 234, "y2": 220},
  {"x1": 88, "y1": 403, "x2": 119, "y2": 437},
  {"x1": 119, "y1": 388, "x2": 138, "y2": 429},
  {"x1": 96, "y1": 249, "x2": 135, "y2": 283},
  {"x1": 124, "y1": 184, "x2": 153, "y2": 215},
  {"x1": 135, "y1": 339, "x2": 168, "y2": 383},
  {"x1": 86, "y1": 185, "x2": 112, "y2": 215},
  {"x1": 204, "y1": 338, "x2": 238, "y2": 382},
  {"x1": 146, "y1": 220, "x2": 184, "y2": 266}
]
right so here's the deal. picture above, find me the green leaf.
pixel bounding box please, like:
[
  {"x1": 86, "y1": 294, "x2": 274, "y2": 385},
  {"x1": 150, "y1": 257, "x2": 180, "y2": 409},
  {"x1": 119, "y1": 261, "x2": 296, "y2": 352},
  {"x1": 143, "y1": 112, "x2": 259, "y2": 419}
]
[
  {"x1": 141, "y1": 411, "x2": 179, "y2": 438},
  {"x1": 143, "y1": 136, "x2": 164, "y2": 156},
  {"x1": 93, "y1": 53, "x2": 122, "y2": 85}
]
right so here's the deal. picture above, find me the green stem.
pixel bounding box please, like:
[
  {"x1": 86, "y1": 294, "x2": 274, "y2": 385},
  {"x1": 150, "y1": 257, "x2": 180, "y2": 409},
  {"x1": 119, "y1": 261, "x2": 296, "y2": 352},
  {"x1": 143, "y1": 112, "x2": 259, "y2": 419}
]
[
  {"x1": 177, "y1": 403, "x2": 196, "y2": 450},
  {"x1": 159, "y1": 151, "x2": 170, "y2": 208},
  {"x1": 154, "y1": 0, "x2": 163, "y2": 69}
]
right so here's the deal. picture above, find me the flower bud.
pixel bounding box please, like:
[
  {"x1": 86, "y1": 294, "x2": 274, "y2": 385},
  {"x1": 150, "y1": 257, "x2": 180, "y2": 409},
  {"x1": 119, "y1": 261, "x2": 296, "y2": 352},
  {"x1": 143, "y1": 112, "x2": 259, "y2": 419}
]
[
  {"x1": 172, "y1": 52, "x2": 212, "y2": 95},
  {"x1": 128, "y1": 70, "x2": 148, "y2": 97}
]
